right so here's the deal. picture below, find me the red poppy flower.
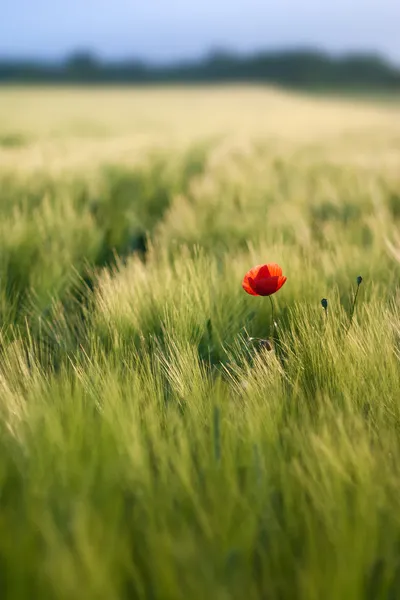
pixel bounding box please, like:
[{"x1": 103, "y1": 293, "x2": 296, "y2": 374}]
[{"x1": 242, "y1": 263, "x2": 287, "y2": 297}]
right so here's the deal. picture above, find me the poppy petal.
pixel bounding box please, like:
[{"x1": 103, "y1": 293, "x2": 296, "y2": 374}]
[
  {"x1": 263, "y1": 263, "x2": 283, "y2": 278},
  {"x1": 277, "y1": 276, "x2": 287, "y2": 292},
  {"x1": 253, "y1": 275, "x2": 280, "y2": 296},
  {"x1": 242, "y1": 264, "x2": 286, "y2": 297},
  {"x1": 255, "y1": 264, "x2": 273, "y2": 279},
  {"x1": 242, "y1": 273, "x2": 259, "y2": 295},
  {"x1": 248, "y1": 264, "x2": 264, "y2": 279}
]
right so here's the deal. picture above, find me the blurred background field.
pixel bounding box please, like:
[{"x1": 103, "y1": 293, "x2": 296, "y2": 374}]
[
  {"x1": 0, "y1": 83, "x2": 400, "y2": 600},
  {"x1": 1, "y1": 85, "x2": 400, "y2": 174},
  {"x1": 1, "y1": 1, "x2": 400, "y2": 599}
]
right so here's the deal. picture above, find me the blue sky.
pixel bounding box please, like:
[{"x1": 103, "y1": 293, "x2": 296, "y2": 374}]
[{"x1": 1, "y1": 0, "x2": 399, "y2": 63}]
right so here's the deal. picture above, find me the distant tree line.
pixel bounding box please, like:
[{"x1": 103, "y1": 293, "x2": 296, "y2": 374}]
[{"x1": 1, "y1": 49, "x2": 400, "y2": 90}]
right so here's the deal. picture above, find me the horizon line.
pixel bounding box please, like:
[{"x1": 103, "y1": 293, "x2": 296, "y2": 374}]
[{"x1": 1, "y1": 44, "x2": 399, "y2": 68}]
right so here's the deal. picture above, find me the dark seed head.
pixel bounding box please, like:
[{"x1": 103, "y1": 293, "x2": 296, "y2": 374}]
[
  {"x1": 260, "y1": 339, "x2": 273, "y2": 352},
  {"x1": 249, "y1": 337, "x2": 273, "y2": 351},
  {"x1": 357, "y1": 275, "x2": 363, "y2": 285},
  {"x1": 321, "y1": 298, "x2": 328, "y2": 310}
]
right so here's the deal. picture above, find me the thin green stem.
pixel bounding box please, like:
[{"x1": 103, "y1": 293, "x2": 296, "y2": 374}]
[
  {"x1": 269, "y1": 295, "x2": 275, "y2": 341},
  {"x1": 347, "y1": 284, "x2": 360, "y2": 333},
  {"x1": 321, "y1": 299, "x2": 328, "y2": 330}
]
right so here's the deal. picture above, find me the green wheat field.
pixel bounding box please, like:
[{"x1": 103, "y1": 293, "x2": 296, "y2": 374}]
[{"x1": 1, "y1": 86, "x2": 400, "y2": 599}]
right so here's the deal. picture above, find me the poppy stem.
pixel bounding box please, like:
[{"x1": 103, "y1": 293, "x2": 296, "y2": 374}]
[
  {"x1": 320, "y1": 299, "x2": 328, "y2": 331},
  {"x1": 347, "y1": 276, "x2": 363, "y2": 333},
  {"x1": 269, "y1": 295, "x2": 275, "y2": 341}
]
